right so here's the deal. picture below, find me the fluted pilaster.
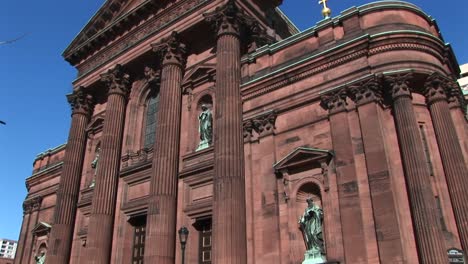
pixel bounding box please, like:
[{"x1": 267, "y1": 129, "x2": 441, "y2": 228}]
[
  {"x1": 47, "y1": 87, "x2": 93, "y2": 264},
  {"x1": 349, "y1": 77, "x2": 404, "y2": 262},
  {"x1": 386, "y1": 73, "x2": 447, "y2": 263},
  {"x1": 145, "y1": 31, "x2": 186, "y2": 264},
  {"x1": 424, "y1": 73, "x2": 468, "y2": 256},
  {"x1": 321, "y1": 90, "x2": 368, "y2": 263},
  {"x1": 86, "y1": 64, "x2": 131, "y2": 264}
]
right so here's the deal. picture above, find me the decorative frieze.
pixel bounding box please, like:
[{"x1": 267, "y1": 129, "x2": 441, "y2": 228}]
[{"x1": 75, "y1": 0, "x2": 209, "y2": 77}]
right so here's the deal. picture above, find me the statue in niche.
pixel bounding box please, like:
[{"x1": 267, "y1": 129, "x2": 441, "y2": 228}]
[
  {"x1": 35, "y1": 251, "x2": 46, "y2": 264},
  {"x1": 89, "y1": 147, "x2": 100, "y2": 187},
  {"x1": 299, "y1": 198, "x2": 326, "y2": 264},
  {"x1": 196, "y1": 104, "x2": 213, "y2": 151}
]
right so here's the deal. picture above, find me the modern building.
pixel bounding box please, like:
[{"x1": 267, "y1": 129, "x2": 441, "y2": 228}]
[
  {"x1": 15, "y1": 0, "x2": 468, "y2": 264},
  {"x1": 0, "y1": 239, "x2": 17, "y2": 260}
]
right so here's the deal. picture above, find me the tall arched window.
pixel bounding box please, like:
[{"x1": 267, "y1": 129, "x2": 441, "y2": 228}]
[{"x1": 144, "y1": 93, "x2": 160, "y2": 148}]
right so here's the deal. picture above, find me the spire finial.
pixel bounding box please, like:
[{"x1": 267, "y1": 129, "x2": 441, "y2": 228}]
[{"x1": 318, "y1": 0, "x2": 331, "y2": 19}]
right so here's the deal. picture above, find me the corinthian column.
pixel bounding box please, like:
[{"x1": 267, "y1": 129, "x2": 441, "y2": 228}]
[
  {"x1": 144, "y1": 32, "x2": 187, "y2": 264},
  {"x1": 86, "y1": 64, "x2": 131, "y2": 264},
  {"x1": 47, "y1": 87, "x2": 93, "y2": 264},
  {"x1": 424, "y1": 73, "x2": 468, "y2": 255},
  {"x1": 203, "y1": 1, "x2": 263, "y2": 262},
  {"x1": 386, "y1": 73, "x2": 447, "y2": 263}
]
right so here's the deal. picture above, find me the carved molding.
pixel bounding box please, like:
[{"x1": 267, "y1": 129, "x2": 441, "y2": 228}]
[
  {"x1": 203, "y1": 0, "x2": 274, "y2": 48},
  {"x1": 23, "y1": 196, "x2": 43, "y2": 214},
  {"x1": 100, "y1": 64, "x2": 132, "y2": 99},
  {"x1": 320, "y1": 89, "x2": 348, "y2": 115},
  {"x1": 424, "y1": 72, "x2": 448, "y2": 105},
  {"x1": 446, "y1": 80, "x2": 466, "y2": 111},
  {"x1": 252, "y1": 111, "x2": 277, "y2": 137},
  {"x1": 67, "y1": 86, "x2": 94, "y2": 117},
  {"x1": 151, "y1": 31, "x2": 188, "y2": 68},
  {"x1": 144, "y1": 66, "x2": 161, "y2": 87},
  {"x1": 121, "y1": 147, "x2": 154, "y2": 170},
  {"x1": 243, "y1": 110, "x2": 277, "y2": 142},
  {"x1": 243, "y1": 119, "x2": 254, "y2": 142},
  {"x1": 75, "y1": 0, "x2": 209, "y2": 77},
  {"x1": 384, "y1": 73, "x2": 413, "y2": 101},
  {"x1": 349, "y1": 76, "x2": 384, "y2": 106}
]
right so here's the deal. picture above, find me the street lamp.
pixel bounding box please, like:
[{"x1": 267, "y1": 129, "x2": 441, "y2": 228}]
[{"x1": 178, "y1": 226, "x2": 189, "y2": 264}]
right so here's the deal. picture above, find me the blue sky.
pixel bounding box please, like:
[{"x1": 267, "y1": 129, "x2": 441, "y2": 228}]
[{"x1": 1, "y1": 0, "x2": 467, "y2": 241}]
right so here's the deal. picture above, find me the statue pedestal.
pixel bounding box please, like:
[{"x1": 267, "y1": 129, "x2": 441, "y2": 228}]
[
  {"x1": 302, "y1": 249, "x2": 327, "y2": 264},
  {"x1": 196, "y1": 141, "x2": 210, "y2": 151}
]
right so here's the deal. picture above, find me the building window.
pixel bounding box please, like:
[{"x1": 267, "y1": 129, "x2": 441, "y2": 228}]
[
  {"x1": 199, "y1": 219, "x2": 212, "y2": 264},
  {"x1": 419, "y1": 124, "x2": 434, "y2": 176},
  {"x1": 132, "y1": 218, "x2": 146, "y2": 264},
  {"x1": 144, "y1": 94, "x2": 160, "y2": 149}
]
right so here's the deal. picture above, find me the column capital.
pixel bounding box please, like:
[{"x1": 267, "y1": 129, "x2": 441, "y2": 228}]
[
  {"x1": 67, "y1": 86, "x2": 94, "y2": 117},
  {"x1": 203, "y1": 0, "x2": 273, "y2": 45},
  {"x1": 100, "y1": 64, "x2": 132, "y2": 99},
  {"x1": 349, "y1": 76, "x2": 384, "y2": 106},
  {"x1": 446, "y1": 80, "x2": 466, "y2": 110},
  {"x1": 22, "y1": 196, "x2": 43, "y2": 215},
  {"x1": 320, "y1": 89, "x2": 348, "y2": 115},
  {"x1": 252, "y1": 111, "x2": 277, "y2": 137},
  {"x1": 424, "y1": 72, "x2": 448, "y2": 105},
  {"x1": 385, "y1": 73, "x2": 413, "y2": 101},
  {"x1": 151, "y1": 31, "x2": 187, "y2": 68},
  {"x1": 144, "y1": 66, "x2": 161, "y2": 87},
  {"x1": 243, "y1": 119, "x2": 254, "y2": 142}
]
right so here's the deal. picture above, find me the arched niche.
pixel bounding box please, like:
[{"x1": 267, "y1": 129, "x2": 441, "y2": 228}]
[{"x1": 191, "y1": 93, "x2": 214, "y2": 152}]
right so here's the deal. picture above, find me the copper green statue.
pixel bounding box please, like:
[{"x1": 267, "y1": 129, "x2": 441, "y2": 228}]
[{"x1": 299, "y1": 198, "x2": 326, "y2": 264}]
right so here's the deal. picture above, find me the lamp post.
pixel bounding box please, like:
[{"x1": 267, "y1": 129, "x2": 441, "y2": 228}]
[{"x1": 178, "y1": 226, "x2": 189, "y2": 264}]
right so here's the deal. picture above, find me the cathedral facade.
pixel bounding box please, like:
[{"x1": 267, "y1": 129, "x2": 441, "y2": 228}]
[{"x1": 15, "y1": 0, "x2": 468, "y2": 263}]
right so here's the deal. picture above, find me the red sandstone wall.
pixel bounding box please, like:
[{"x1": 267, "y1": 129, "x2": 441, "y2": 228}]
[{"x1": 16, "y1": 1, "x2": 467, "y2": 264}]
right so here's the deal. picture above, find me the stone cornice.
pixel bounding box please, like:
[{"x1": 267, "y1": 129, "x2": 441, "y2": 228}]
[
  {"x1": 71, "y1": 0, "x2": 210, "y2": 79},
  {"x1": 240, "y1": 30, "x2": 448, "y2": 101},
  {"x1": 64, "y1": 0, "x2": 173, "y2": 64}
]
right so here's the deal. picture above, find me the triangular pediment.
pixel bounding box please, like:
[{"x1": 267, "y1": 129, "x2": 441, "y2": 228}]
[
  {"x1": 32, "y1": 222, "x2": 51, "y2": 235},
  {"x1": 274, "y1": 147, "x2": 333, "y2": 172},
  {"x1": 182, "y1": 64, "x2": 216, "y2": 92},
  {"x1": 63, "y1": 0, "x2": 176, "y2": 63}
]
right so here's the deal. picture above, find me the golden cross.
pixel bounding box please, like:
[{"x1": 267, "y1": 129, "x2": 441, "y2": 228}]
[
  {"x1": 318, "y1": 0, "x2": 328, "y2": 9},
  {"x1": 318, "y1": 0, "x2": 331, "y2": 18}
]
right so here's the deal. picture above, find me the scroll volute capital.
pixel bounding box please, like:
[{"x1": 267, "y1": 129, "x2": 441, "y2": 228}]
[
  {"x1": 349, "y1": 76, "x2": 384, "y2": 106},
  {"x1": 67, "y1": 86, "x2": 94, "y2": 117},
  {"x1": 320, "y1": 89, "x2": 347, "y2": 115},
  {"x1": 100, "y1": 64, "x2": 132, "y2": 99},
  {"x1": 424, "y1": 72, "x2": 448, "y2": 105},
  {"x1": 385, "y1": 73, "x2": 413, "y2": 101},
  {"x1": 151, "y1": 31, "x2": 187, "y2": 68},
  {"x1": 203, "y1": 0, "x2": 274, "y2": 46}
]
